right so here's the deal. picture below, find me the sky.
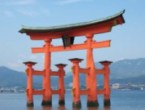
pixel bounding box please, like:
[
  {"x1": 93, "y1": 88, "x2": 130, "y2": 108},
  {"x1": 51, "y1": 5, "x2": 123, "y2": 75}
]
[{"x1": 0, "y1": 0, "x2": 145, "y2": 72}]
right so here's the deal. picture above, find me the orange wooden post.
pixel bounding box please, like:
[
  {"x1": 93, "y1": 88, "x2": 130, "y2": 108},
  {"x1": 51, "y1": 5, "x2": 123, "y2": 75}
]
[
  {"x1": 69, "y1": 58, "x2": 83, "y2": 108},
  {"x1": 55, "y1": 64, "x2": 66, "y2": 106},
  {"x1": 42, "y1": 39, "x2": 52, "y2": 106},
  {"x1": 100, "y1": 61, "x2": 112, "y2": 106},
  {"x1": 86, "y1": 34, "x2": 99, "y2": 107},
  {"x1": 24, "y1": 61, "x2": 36, "y2": 107}
]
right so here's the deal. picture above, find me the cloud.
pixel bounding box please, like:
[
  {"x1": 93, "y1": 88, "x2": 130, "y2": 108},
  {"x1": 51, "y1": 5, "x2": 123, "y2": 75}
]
[
  {"x1": 17, "y1": 9, "x2": 38, "y2": 17},
  {"x1": 0, "y1": 0, "x2": 36, "y2": 6},
  {"x1": 12, "y1": 0, "x2": 36, "y2": 5},
  {"x1": 58, "y1": 0, "x2": 82, "y2": 4},
  {"x1": 18, "y1": 54, "x2": 38, "y2": 61},
  {"x1": 40, "y1": 8, "x2": 50, "y2": 17},
  {"x1": 56, "y1": 0, "x2": 94, "y2": 5},
  {"x1": 1, "y1": 10, "x2": 14, "y2": 17},
  {"x1": 16, "y1": 8, "x2": 50, "y2": 17},
  {"x1": 8, "y1": 61, "x2": 22, "y2": 68},
  {"x1": 7, "y1": 59, "x2": 24, "y2": 71},
  {"x1": 0, "y1": 1, "x2": 50, "y2": 18},
  {"x1": 0, "y1": 8, "x2": 50, "y2": 18},
  {"x1": 0, "y1": 0, "x2": 38, "y2": 17},
  {"x1": 7, "y1": 54, "x2": 40, "y2": 71}
]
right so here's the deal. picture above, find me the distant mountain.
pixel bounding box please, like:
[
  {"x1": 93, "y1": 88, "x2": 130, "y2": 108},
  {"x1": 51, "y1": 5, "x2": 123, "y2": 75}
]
[
  {"x1": 0, "y1": 66, "x2": 62, "y2": 88},
  {"x1": 0, "y1": 66, "x2": 42, "y2": 88},
  {"x1": 110, "y1": 58, "x2": 145, "y2": 79},
  {"x1": 65, "y1": 74, "x2": 145, "y2": 87},
  {"x1": 0, "y1": 66, "x2": 26, "y2": 87},
  {"x1": 111, "y1": 75, "x2": 145, "y2": 84},
  {"x1": 0, "y1": 58, "x2": 145, "y2": 88},
  {"x1": 66, "y1": 58, "x2": 145, "y2": 85}
]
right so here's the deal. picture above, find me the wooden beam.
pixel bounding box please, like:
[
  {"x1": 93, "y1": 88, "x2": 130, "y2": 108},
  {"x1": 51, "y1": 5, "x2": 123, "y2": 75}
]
[
  {"x1": 52, "y1": 90, "x2": 60, "y2": 94},
  {"x1": 95, "y1": 69, "x2": 105, "y2": 74},
  {"x1": 92, "y1": 40, "x2": 111, "y2": 48},
  {"x1": 50, "y1": 71, "x2": 59, "y2": 76},
  {"x1": 97, "y1": 89, "x2": 105, "y2": 95},
  {"x1": 32, "y1": 40, "x2": 111, "y2": 53},
  {"x1": 33, "y1": 89, "x2": 44, "y2": 95},
  {"x1": 32, "y1": 47, "x2": 44, "y2": 53},
  {"x1": 33, "y1": 70, "x2": 45, "y2": 75},
  {"x1": 50, "y1": 43, "x2": 86, "y2": 52},
  {"x1": 79, "y1": 68, "x2": 90, "y2": 74},
  {"x1": 80, "y1": 89, "x2": 89, "y2": 95}
]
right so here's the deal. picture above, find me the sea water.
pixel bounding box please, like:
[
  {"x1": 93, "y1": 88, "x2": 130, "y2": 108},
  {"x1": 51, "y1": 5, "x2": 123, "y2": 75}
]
[{"x1": 0, "y1": 90, "x2": 145, "y2": 110}]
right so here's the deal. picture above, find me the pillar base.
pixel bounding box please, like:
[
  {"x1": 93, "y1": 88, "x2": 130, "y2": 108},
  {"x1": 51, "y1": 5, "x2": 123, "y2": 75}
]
[
  {"x1": 27, "y1": 102, "x2": 34, "y2": 107},
  {"x1": 87, "y1": 100, "x2": 99, "y2": 107},
  {"x1": 59, "y1": 99, "x2": 65, "y2": 106},
  {"x1": 41, "y1": 100, "x2": 52, "y2": 106},
  {"x1": 72, "y1": 101, "x2": 81, "y2": 108},
  {"x1": 104, "y1": 99, "x2": 111, "y2": 106}
]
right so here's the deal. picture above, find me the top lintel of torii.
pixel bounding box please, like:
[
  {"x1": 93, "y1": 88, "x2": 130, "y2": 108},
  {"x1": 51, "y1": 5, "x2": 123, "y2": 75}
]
[{"x1": 19, "y1": 10, "x2": 125, "y2": 40}]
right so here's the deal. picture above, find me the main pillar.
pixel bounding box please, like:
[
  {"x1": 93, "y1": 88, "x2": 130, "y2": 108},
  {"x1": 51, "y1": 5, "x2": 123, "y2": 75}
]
[
  {"x1": 24, "y1": 61, "x2": 36, "y2": 107},
  {"x1": 100, "y1": 61, "x2": 112, "y2": 106},
  {"x1": 42, "y1": 39, "x2": 52, "y2": 106},
  {"x1": 69, "y1": 58, "x2": 83, "y2": 108},
  {"x1": 86, "y1": 34, "x2": 99, "y2": 107},
  {"x1": 55, "y1": 64, "x2": 66, "y2": 106}
]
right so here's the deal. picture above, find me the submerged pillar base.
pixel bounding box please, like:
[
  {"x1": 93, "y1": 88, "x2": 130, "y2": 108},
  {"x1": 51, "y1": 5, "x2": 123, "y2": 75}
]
[
  {"x1": 59, "y1": 99, "x2": 65, "y2": 106},
  {"x1": 27, "y1": 102, "x2": 34, "y2": 107},
  {"x1": 104, "y1": 99, "x2": 111, "y2": 106},
  {"x1": 41, "y1": 100, "x2": 52, "y2": 106},
  {"x1": 87, "y1": 100, "x2": 99, "y2": 107},
  {"x1": 72, "y1": 101, "x2": 81, "y2": 108}
]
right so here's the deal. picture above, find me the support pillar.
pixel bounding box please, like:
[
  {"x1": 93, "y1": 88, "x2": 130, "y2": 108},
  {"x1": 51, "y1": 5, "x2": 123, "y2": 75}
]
[
  {"x1": 24, "y1": 61, "x2": 36, "y2": 107},
  {"x1": 55, "y1": 64, "x2": 66, "y2": 106},
  {"x1": 86, "y1": 34, "x2": 99, "y2": 107},
  {"x1": 69, "y1": 58, "x2": 83, "y2": 108},
  {"x1": 100, "y1": 61, "x2": 112, "y2": 107},
  {"x1": 42, "y1": 39, "x2": 52, "y2": 106}
]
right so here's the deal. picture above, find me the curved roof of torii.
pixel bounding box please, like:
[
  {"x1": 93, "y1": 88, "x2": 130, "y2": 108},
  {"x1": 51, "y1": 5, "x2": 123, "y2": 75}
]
[{"x1": 19, "y1": 10, "x2": 125, "y2": 39}]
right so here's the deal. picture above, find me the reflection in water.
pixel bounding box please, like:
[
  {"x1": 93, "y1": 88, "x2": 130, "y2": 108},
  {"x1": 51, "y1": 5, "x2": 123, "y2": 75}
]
[
  {"x1": 72, "y1": 107, "x2": 81, "y2": 110},
  {"x1": 27, "y1": 106, "x2": 66, "y2": 110},
  {"x1": 72, "y1": 106, "x2": 110, "y2": 110},
  {"x1": 87, "y1": 107, "x2": 98, "y2": 110},
  {"x1": 103, "y1": 107, "x2": 111, "y2": 110},
  {"x1": 27, "y1": 106, "x2": 110, "y2": 110},
  {"x1": 87, "y1": 107, "x2": 109, "y2": 110},
  {"x1": 27, "y1": 107, "x2": 34, "y2": 110},
  {"x1": 42, "y1": 106, "x2": 52, "y2": 110},
  {"x1": 58, "y1": 106, "x2": 66, "y2": 110}
]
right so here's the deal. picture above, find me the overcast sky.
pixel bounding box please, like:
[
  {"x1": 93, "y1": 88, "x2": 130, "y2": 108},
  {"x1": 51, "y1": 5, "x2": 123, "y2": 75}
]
[{"x1": 0, "y1": 0, "x2": 145, "y2": 72}]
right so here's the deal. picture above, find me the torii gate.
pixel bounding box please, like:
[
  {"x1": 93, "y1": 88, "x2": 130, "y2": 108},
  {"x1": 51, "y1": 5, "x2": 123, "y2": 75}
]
[{"x1": 20, "y1": 10, "x2": 125, "y2": 108}]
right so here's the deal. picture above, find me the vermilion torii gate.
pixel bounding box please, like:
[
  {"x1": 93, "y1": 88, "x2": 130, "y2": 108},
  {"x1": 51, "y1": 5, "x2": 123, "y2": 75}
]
[{"x1": 20, "y1": 10, "x2": 125, "y2": 108}]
